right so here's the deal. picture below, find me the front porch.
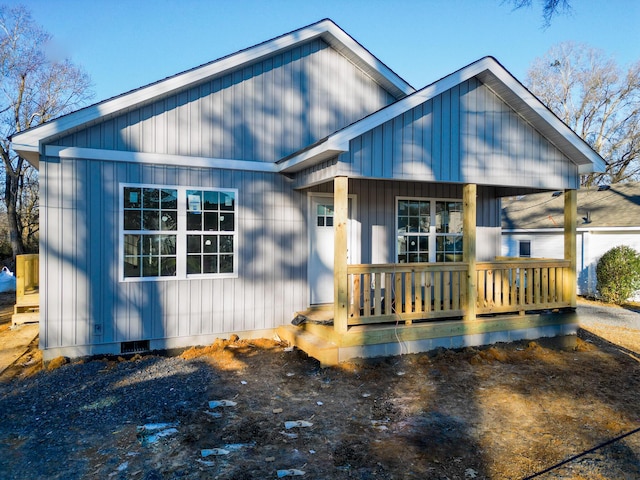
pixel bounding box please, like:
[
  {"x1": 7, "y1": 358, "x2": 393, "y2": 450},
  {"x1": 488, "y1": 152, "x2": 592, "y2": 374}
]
[
  {"x1": 278, "y1": 180, "x2": 579, "y2": 366},
  {"x1": 346, "y1": 258, "x2": 573, "y2": 324},
  {"x1": 278, "y1": 258, "x2": 578, "y2": 365}
]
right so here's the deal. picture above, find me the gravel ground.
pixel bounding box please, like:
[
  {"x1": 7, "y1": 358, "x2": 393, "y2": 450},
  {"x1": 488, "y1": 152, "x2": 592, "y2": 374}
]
[
  {"x1": 577, "y1": 301, "x2": 640, "y2": 329},
  {"x1": 0, "y1": 302, "x2": 639, "y2": 479}
]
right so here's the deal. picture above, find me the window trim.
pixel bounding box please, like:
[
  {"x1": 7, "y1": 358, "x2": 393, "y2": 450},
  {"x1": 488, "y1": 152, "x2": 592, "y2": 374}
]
[
  {"x1": 395, "y1": 196, "x2": 463, "y2": 263},
  {"x1": 119, "y1": 183, "x2": 238, "y2": 282},
  {"x1": 518, "y1": 239, "x2": 532, "y2": 258}
]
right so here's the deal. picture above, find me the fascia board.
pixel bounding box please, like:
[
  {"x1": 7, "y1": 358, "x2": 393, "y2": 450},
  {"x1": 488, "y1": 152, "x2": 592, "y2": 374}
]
[
  {"x1": 11, "y1": 142, "x2": 39, "y2": 169},
  {"x1": 11, "y1": 19, "x2": 413, "y2": 153},
  {"x1": 319, "y1": 22, "x2": 415, "y2": 97},
  {"x1": 501, "y1": 228, "x2": 565, "y2": 234},
  {"x1": 11, "y1": 142, "x2": 38, "y2": 153},
  {"x1": 277, "y1": 138, "x2": 346, "y2": 173},
  {"x1": 46, "y1": 146, "x2": 280, "y2": 173},
  {"x1": 503, "y1": 227, "x2": 640, "y2": 233},
  {"x1": 579, "y1": 162, "x2": 604, "y2": 174},
  {"x1": 576, "y1": 226, "x2": 640, "y2": 232},
  {"x1": 479, "y1": 59, "x2": 607, "y2": 173}
]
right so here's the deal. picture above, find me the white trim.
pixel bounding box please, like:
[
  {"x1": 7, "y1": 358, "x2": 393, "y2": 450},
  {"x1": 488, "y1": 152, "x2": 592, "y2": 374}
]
[
  {"x1": 19, "y1": 55, "x2": 605, "y2": 178},
  {"x1": 48, "y1": 146, "x2": 279, "y2": 173},
  {"x1": 11, "y1": 142, "x2": 38, "y2": 154},
  {"x1": 577, "y1": 226, "x2": 640, "y2": 232},
  {"x1": 503, "y1": 226, "x2": 640, "y2": 233},
  {"x1": 12, "y1": 19, "x2": 413, "y2": 153},
  {"x1": 518, "y1": 239, "x2": 532, "y2": 258},
  {"x1": 276, "y1": 143, "x2": 346, "y2": 172},
  {"x1": 119, "y1": 183, "x2": 239, "y2": 282}
]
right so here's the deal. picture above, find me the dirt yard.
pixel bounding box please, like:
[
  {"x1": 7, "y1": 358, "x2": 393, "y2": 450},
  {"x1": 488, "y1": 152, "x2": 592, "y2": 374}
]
[{"x1": 1, "y1": 297, "x2": 639, "y2": 479}]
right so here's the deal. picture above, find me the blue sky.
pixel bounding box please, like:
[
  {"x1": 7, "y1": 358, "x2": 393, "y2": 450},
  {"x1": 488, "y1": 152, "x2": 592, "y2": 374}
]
[{"x1": 21, "y1": 0, "x2": 640, "y2": 103}]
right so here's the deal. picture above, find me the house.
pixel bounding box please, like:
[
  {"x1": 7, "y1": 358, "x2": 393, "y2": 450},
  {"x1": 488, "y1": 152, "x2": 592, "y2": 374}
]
[
  {"x1": 11, "y1": 19, "x2": 605, "y2": 364},
  {"x1": 502, "y1": 182, "x2": 640, "y2": 301}
]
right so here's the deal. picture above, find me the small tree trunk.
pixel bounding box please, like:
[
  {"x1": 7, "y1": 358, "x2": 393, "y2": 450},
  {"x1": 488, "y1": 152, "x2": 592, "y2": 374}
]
[{"x1": 4, "y1": 164, "x2": 25, "y2": 260}]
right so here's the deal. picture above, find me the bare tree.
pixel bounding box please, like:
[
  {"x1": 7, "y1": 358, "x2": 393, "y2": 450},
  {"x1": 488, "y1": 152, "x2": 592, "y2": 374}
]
[
  {"x1": 0, "y1": 5, "x2": 92, "y2": 257},
  {"x1": 526, "y1": 42, "x2": 640, "y2": 185},
  {"x1": 504, "y1": 0, "x2": 572, "y2": 27}
]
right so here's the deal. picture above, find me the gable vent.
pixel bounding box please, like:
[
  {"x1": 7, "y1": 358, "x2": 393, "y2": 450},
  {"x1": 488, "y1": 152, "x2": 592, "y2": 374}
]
[{"x1": 121, "y1": 340, "x2": 150, "y2": 354}]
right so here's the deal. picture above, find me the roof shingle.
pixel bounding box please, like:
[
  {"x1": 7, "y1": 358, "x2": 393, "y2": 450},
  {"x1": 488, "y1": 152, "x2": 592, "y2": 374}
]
[{"x1": 502, "y1": 182, "x2": 640, "y2": 229}]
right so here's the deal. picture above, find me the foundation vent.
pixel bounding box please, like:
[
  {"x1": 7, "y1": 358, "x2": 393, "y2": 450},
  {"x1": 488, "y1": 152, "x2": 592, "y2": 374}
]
[{"x1": 121, "y1": 340, "x2": 150, "y2": 354}]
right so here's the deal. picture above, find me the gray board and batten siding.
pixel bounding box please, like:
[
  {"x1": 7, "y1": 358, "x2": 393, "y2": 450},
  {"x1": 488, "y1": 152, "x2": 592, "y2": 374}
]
[
  {"x1": 295, "y1": 77, "x2": 579, "y2": 191},
  {"x1": 37, "y1": 37, "x2": 404, "y2": 358},
  {"x1": 27, "y1": 23, "x2": 590, "y2": 360},
  {"x1": 37, "y1": 66, "x2": 568, "y2": 357},
  {"x1": 308, "y1": 179, "x2": 502, "y2": 264},
  {"x1": 42, "y1": 165, "x2": 501, "y2": 356},
  {"x1": 40, "y1": 159, "x2": 309, "y2": 357},
  {"x1": 53, "y1": 38, "x2": 400, "y2": 163}
]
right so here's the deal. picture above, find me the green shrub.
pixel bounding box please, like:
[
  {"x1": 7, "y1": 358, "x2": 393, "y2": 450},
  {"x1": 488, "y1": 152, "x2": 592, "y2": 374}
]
[{"x1": 596, "y1": 245, "x2": 640, "y2": 304}]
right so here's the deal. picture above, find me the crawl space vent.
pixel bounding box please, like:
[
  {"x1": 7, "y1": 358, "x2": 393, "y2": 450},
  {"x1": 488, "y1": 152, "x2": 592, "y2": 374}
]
[{"x1": 121, "y1": 340, "x2": 150, "y2": 354}]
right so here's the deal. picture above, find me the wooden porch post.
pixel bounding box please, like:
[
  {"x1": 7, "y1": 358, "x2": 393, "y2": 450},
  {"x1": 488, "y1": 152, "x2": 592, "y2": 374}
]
[
  {"x1": 463, "y1": 184, "x2": 477, "y2": 322},
  {"x1": 564, "y1": 189, "x2": 577, "y2": 308},
  {"x1": 334, "y1": 176, "x2": 349, "y2": 333}
]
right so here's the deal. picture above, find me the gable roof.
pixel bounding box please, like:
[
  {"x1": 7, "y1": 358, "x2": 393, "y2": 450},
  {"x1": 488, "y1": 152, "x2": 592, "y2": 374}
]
[
  {"x1": 11, "y1": 18, "x2": 415, "y2": 167},
  {"x1": 278, "y1": 56, "x2": 607, "y2": 175},
  {"x1": 502, "y1": 182, "x2": 640, "y2": 230}
]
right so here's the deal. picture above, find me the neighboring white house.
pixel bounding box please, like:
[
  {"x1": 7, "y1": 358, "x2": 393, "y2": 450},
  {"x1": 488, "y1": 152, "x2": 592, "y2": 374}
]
[{"x1": 502, "y1": 182, "x2": 640, "y2": 299}]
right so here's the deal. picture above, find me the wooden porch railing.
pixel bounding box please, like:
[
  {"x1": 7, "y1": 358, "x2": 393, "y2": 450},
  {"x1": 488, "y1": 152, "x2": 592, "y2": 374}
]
[
  {"x1": 15, "y1": 254, "x2": 40, "y2": 318},
  {"x1": 347, "y1": 262, "x2": 468, "y2": 326},
  {"x1": 16, "y1": 254, "x2": 39, "y2": 297},
  {"x1": 347, "y1": 259, "x2": 572, "y2": 326},
  {"x1": 476, "y1": 259, "x2": 572, "y2": 314}
]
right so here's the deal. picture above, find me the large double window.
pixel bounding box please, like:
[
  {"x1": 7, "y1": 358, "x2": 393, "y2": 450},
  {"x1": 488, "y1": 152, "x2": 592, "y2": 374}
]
[
  {"x1": 397, "y1": 198, "x2": 463, "y2": 263},
  {"x1": 121, "y1": 184, "x2": 237, "y2": 281}
]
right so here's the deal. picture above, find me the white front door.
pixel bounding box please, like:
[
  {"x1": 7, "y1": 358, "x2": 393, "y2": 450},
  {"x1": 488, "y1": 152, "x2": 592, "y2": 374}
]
[{"x1": 309, "y1": 195, "x2": 353, "y2": 305}]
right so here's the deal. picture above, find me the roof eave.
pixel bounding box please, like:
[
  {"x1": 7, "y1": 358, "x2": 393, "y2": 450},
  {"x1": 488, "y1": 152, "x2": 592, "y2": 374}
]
[
  {"x1": 475, "y1": 63, "x2": 607, "y2": 173},
  {"x1": 11, "y1": 19, "x2": 414, "y2": 156},
  {"x1": 278, "y1": 138, "x2": 347, "y2": 173},
  {"x1": 318, "y1": 23, "x2": 415, "y2": 98},
  {"x1": 11, "y1": 143, "x2": 39, "y2": 170},
  {"x1": 280, "y1": 56, "x2": 608, "y2": 174}
]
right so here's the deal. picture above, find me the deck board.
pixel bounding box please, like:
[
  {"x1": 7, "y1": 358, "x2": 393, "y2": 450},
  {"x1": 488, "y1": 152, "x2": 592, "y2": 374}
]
[{"x1": 279, "y1": 309, "x2": 578, "y2": 365}]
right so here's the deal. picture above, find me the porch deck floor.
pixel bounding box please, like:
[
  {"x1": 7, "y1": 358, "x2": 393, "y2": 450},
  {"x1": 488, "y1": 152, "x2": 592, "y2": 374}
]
[
  {"x1": 13, "y1": 291, "x2": 39, "y2": 326},
  {"x1": 292, "y1": 307, "x2": 333, "y2": 326},
  {"x1": 278, "y1": 308, "x2": 579, "y2": 366}
]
